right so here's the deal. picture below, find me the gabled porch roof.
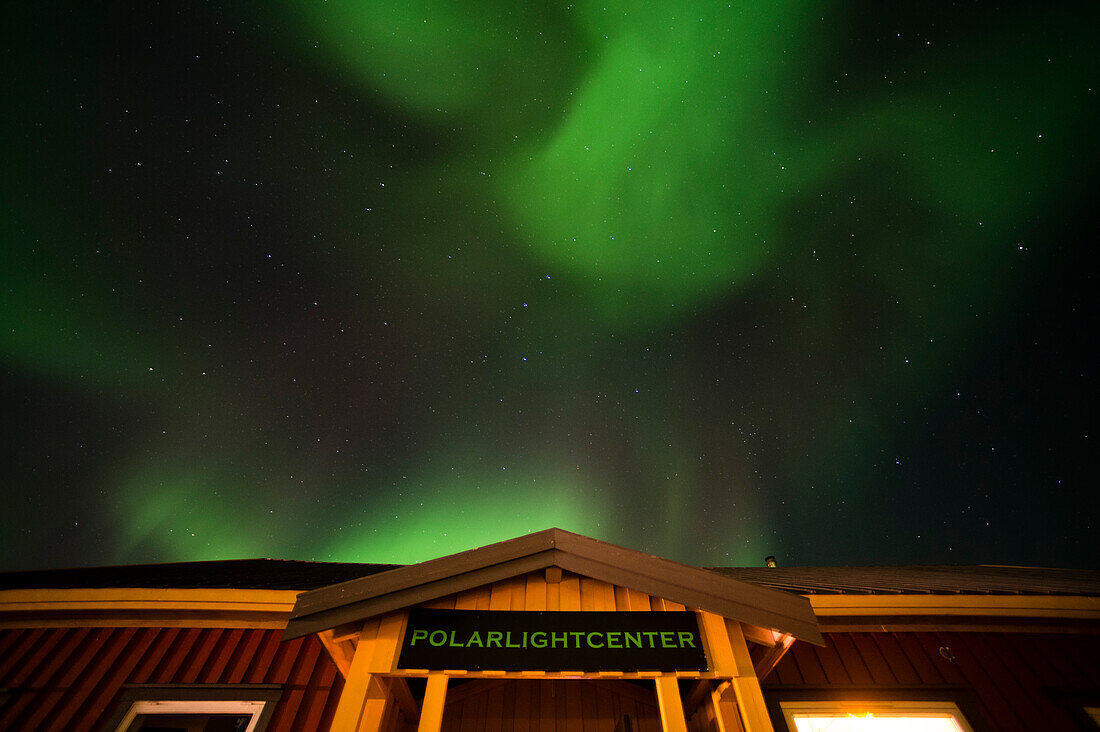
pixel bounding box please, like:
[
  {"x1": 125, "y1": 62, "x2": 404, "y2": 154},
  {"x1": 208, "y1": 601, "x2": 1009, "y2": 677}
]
[{"x1": 283, "y1": 528, "x2": 823, "y2": 645}]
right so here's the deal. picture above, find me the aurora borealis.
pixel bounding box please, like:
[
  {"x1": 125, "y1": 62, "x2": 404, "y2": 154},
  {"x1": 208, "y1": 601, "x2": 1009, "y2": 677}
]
[{"x1": 2, "y1": 1, "x2": 1095, "y2": 571}]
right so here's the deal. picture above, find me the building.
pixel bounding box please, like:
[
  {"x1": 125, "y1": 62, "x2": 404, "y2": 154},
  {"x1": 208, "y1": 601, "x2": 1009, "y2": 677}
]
[{"x1": 1, "y1": 529, "x2": 1097, "y2": 731}]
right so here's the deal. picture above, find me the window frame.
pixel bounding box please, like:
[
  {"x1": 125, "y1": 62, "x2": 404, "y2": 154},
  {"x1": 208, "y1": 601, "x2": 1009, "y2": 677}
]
[
  {"x1": 763, "y1": 687, "x2": 991, "y2": 732},
  {"x1": 779, "y1": 699, "x2": 974, "y2": 731},
  {"x1": 100, "y1": 684, "x2": 282, "y2": 732}
]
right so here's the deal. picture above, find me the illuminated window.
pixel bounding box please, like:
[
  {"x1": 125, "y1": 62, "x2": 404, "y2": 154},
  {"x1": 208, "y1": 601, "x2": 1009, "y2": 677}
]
[
  {"x1": 781, "y1": 701, "x2": 974, "y2": 732},
  {"x1": 113, "y1": 700, "x2": 268, "y2": 732}
]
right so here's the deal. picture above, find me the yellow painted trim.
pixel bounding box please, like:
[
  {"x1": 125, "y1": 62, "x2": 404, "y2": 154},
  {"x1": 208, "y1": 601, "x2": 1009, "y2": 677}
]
[
  {"x1": 0, "y1": 588, "x2": 300, "y2": 612},
  {"x1": 808, "y1": 594, "x2": 1100, "y2": 618},
  {"x1": 0, "y1": 588, "x2": 300, "y2": 629},
  {"x1": 0, "y1": 618, "x2": 290, "y2": 630},
  {"x1": 381, "y1": 669, "x2": 715, "y2": 680}
]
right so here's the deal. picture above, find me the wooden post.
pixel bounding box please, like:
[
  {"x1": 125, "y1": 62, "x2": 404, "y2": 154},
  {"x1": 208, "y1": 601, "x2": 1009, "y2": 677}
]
[
  {"x1": 698, "y1": 612, "x2": 736, "y2": 677},
  {"x1": 369, "y1": 612, "x2": 408, "y2": 672},
  {"x1": 331, "y1": 613, "x2": 410, "y2": 732},
  {"x1": 418, "y1": 674, "x2": 449, "y2": 732},
  {"x1": 709, "y1": 683, "x2": 745, "y2": 732},
  {"x1": 331, "y1": 620, "x2": 382, "y2": 732},
  {"x1": 357, "y1": 677, "x2": 391, "y2": 732},
  {"x1": 654, "y1": 675, "x2": 689, "y2": 732},
  {"x1": 725, "y1": 621, "x2": 774, "y2": 732}
]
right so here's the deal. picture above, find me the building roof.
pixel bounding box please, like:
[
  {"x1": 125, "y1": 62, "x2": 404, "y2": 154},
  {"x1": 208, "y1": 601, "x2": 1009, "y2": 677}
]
[
  {"x1": 2, "y1": 557, "x2": 1096, "y2": 598},
  {"x1": 709, "y1": 565, "x2": 1100, "y2": 596},
  {"x1": 0, "y1": 558, "x2": 398, "y2": 591}
]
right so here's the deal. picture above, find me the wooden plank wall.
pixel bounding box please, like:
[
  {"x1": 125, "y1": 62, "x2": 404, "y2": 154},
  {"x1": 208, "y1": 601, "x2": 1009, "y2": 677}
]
[
  {"x1": 762, "y1": 631, "x2": 1100, "y2": 731},
  {"x1": 0, "y1": 627, "x2": 343, "y2": 732},
  {"x1": 418, "y1": 570, "x2": 685, "y2": 613},
  {"x1": 439, "y1": 680, "x2": 660, "y2": 732}
]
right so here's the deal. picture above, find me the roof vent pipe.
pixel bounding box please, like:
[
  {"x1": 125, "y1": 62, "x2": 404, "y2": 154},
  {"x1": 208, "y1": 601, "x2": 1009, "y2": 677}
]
[{"x1": 765, "y1": 556, "x2": 777, "y2": 568}]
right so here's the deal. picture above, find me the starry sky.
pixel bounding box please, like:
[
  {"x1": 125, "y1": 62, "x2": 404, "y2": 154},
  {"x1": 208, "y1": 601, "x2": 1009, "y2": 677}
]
[{"x1": 2, "y1": 1, "x2": 1096, "y2": 573}]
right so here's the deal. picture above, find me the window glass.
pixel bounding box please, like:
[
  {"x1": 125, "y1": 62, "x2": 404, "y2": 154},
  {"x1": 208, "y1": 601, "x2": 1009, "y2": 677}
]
[
  {"x1": 791, "y1": 716, "x2": 965, "y2": 732},
  {"x1": 125, "y1": 713, "x2": 252, "y2": 732},
  {"x1": 781, "y1": 701, "x2": 973, "y2": 732}
]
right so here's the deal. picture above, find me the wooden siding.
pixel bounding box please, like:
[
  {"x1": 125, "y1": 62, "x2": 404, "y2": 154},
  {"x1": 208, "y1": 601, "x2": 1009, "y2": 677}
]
[
  {"x1": 417, "y1": 571, "x2": 687, "y2": 614},
  {"x1": 0, "y1": 627, "x2": 343, "y2": 732},
  {"x1": 439, "y1": 680, "x2": 661, "y2": 732},
  {"x1": 762, "y1": 631, "x2": 1100, "y2": 731}
]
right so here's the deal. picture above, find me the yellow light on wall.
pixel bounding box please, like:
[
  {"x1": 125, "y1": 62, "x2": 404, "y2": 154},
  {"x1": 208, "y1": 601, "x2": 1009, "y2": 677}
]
[{"x1": 781, "y1": 701, "x2": 973, "y2": 732}]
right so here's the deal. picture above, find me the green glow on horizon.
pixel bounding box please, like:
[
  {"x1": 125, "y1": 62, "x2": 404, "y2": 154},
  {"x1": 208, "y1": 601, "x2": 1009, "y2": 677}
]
[
  {"x1": 323, "y1": 470, "x2": 611, "y2": 564},
  {"x1": 113, "y1": 462, "x2": 271, "y2": 562}
]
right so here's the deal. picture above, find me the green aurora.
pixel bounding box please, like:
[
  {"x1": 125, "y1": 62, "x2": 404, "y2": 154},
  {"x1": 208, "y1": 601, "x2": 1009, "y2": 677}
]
[{"x1": 1, "y1": 1, "x2": 1095, "y2": 569}]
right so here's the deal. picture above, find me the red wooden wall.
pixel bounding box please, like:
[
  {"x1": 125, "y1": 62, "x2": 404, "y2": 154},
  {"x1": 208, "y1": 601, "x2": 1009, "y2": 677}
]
[
  {"x1": 4, "y1": 627, "x2": 1097, "y2": 731},
  {"x1": 762, "y1": 631, "x2": 1100, "y2": 731},
  {"x1": 0, "y1": 627, "x2": 344, "y2": 731}
]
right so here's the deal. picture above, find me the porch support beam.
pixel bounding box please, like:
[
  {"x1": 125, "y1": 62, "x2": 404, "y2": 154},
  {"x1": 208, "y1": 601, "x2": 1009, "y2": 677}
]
[
  {"x1": 417, "y1": 674, "x2": 449, "y2": 732},
  {"x1": 710, "y1": 682, "x2": 745, "y2": 732},
  {"x1": 655, "y1": 675, "x2": 688, "y2": 732},
  {"x1": 331, "y1": 619, "x2": 382, "y2": 731},
  {"x1": 725, "y1": 620, "x2": 774, "y2": 732}
]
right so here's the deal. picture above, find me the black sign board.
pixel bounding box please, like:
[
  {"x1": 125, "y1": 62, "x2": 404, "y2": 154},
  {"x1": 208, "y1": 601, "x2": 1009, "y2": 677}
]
[{"x1": 397, "y1": 608, "x2": 708, "y2": 672}]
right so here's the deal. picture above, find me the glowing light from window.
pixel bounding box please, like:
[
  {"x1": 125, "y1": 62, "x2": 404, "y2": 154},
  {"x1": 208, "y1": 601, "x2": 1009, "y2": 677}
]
[{"x1": 792, "y1": 714, "x2": 966, "y2": 732}]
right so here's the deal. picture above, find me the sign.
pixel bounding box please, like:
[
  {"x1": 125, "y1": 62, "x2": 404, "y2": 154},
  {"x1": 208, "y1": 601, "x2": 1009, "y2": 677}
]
[{"x1": 397, "y1": 609, "x2": 708, "y2": 672}]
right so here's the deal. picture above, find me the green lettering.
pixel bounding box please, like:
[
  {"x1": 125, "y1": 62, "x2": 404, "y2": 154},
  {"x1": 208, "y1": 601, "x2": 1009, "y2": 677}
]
[
  {"x1": 551, "y1": 632, "x2": 568, "y2": 648},
  {"x1": 606, "y1": 632, "x2": 622, "y2": 649},
  {"x1": 449, "y1": 630, "x2": 464, "y2": 647},
  {"x1": 467, "y1": 631, "x2": 484, "y2": 647},
  {"x1": 410, "y1": 630, "x2": 428, "y2": 646},
  {"x1": 624, "y1": 632, "x2": 642, "y2": 648},
  {"x1": 506, "y1": 632, "x2": 522, "y2": 648},
  {"x1": 642, "y1": 631, "x2": 659, "y2": 648},
  {"x1": 532, "y1": 632, "x2": 548, "y2": 648},
  {"x1": 587, "y1": 631, "x2": 604, "y2": 648},
  {"x1": 677, "y1": 631, "x2": 696, "y2": 648},
  {"x1": 660, "y1": 631, "x2": 676, "y2": 648},
  {"x1": 569, "y1": 631, "x2": 584, "y2": 648},
  {"x1": 487, "y1": 631, "x2": 503, "y2": 647},
  {"x1": 430, "y1": 630, "x2": 448, "y2": 647}
]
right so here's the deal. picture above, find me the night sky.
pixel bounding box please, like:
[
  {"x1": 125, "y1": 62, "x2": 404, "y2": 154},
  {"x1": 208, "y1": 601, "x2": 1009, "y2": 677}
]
[{"x1": 2, "y1": 1, "x2": 1096, "y2": 573}]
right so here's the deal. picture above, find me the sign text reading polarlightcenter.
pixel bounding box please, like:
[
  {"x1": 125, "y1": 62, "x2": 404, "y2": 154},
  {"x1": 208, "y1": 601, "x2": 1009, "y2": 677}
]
[
  {"x1": 409, "y1": 628, "x2": 698, "y2": 650},
  {"x1": 397, "y1": 609, "x2": 709, "y2": 672}
]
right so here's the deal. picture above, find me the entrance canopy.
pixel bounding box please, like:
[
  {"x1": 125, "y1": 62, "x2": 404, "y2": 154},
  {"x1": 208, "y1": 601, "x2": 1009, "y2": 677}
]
[
  {"x1": 284, "y1": 528, "x2": 822, "y2": 645},
  {"x1": 282, "y1": 529, "x2": 825, "y2": 732}
]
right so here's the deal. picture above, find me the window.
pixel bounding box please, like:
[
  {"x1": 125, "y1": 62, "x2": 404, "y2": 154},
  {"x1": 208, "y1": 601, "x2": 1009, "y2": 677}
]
[
  {"x1": 114, "y1": 700, "x2": 266, "y2": 732},
  {"x1": 781, "y1": 701, "x2": 974, "y2": 732},
  {"x1": 101, "y1": 685, "x2": 281, "y2": 732}
]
